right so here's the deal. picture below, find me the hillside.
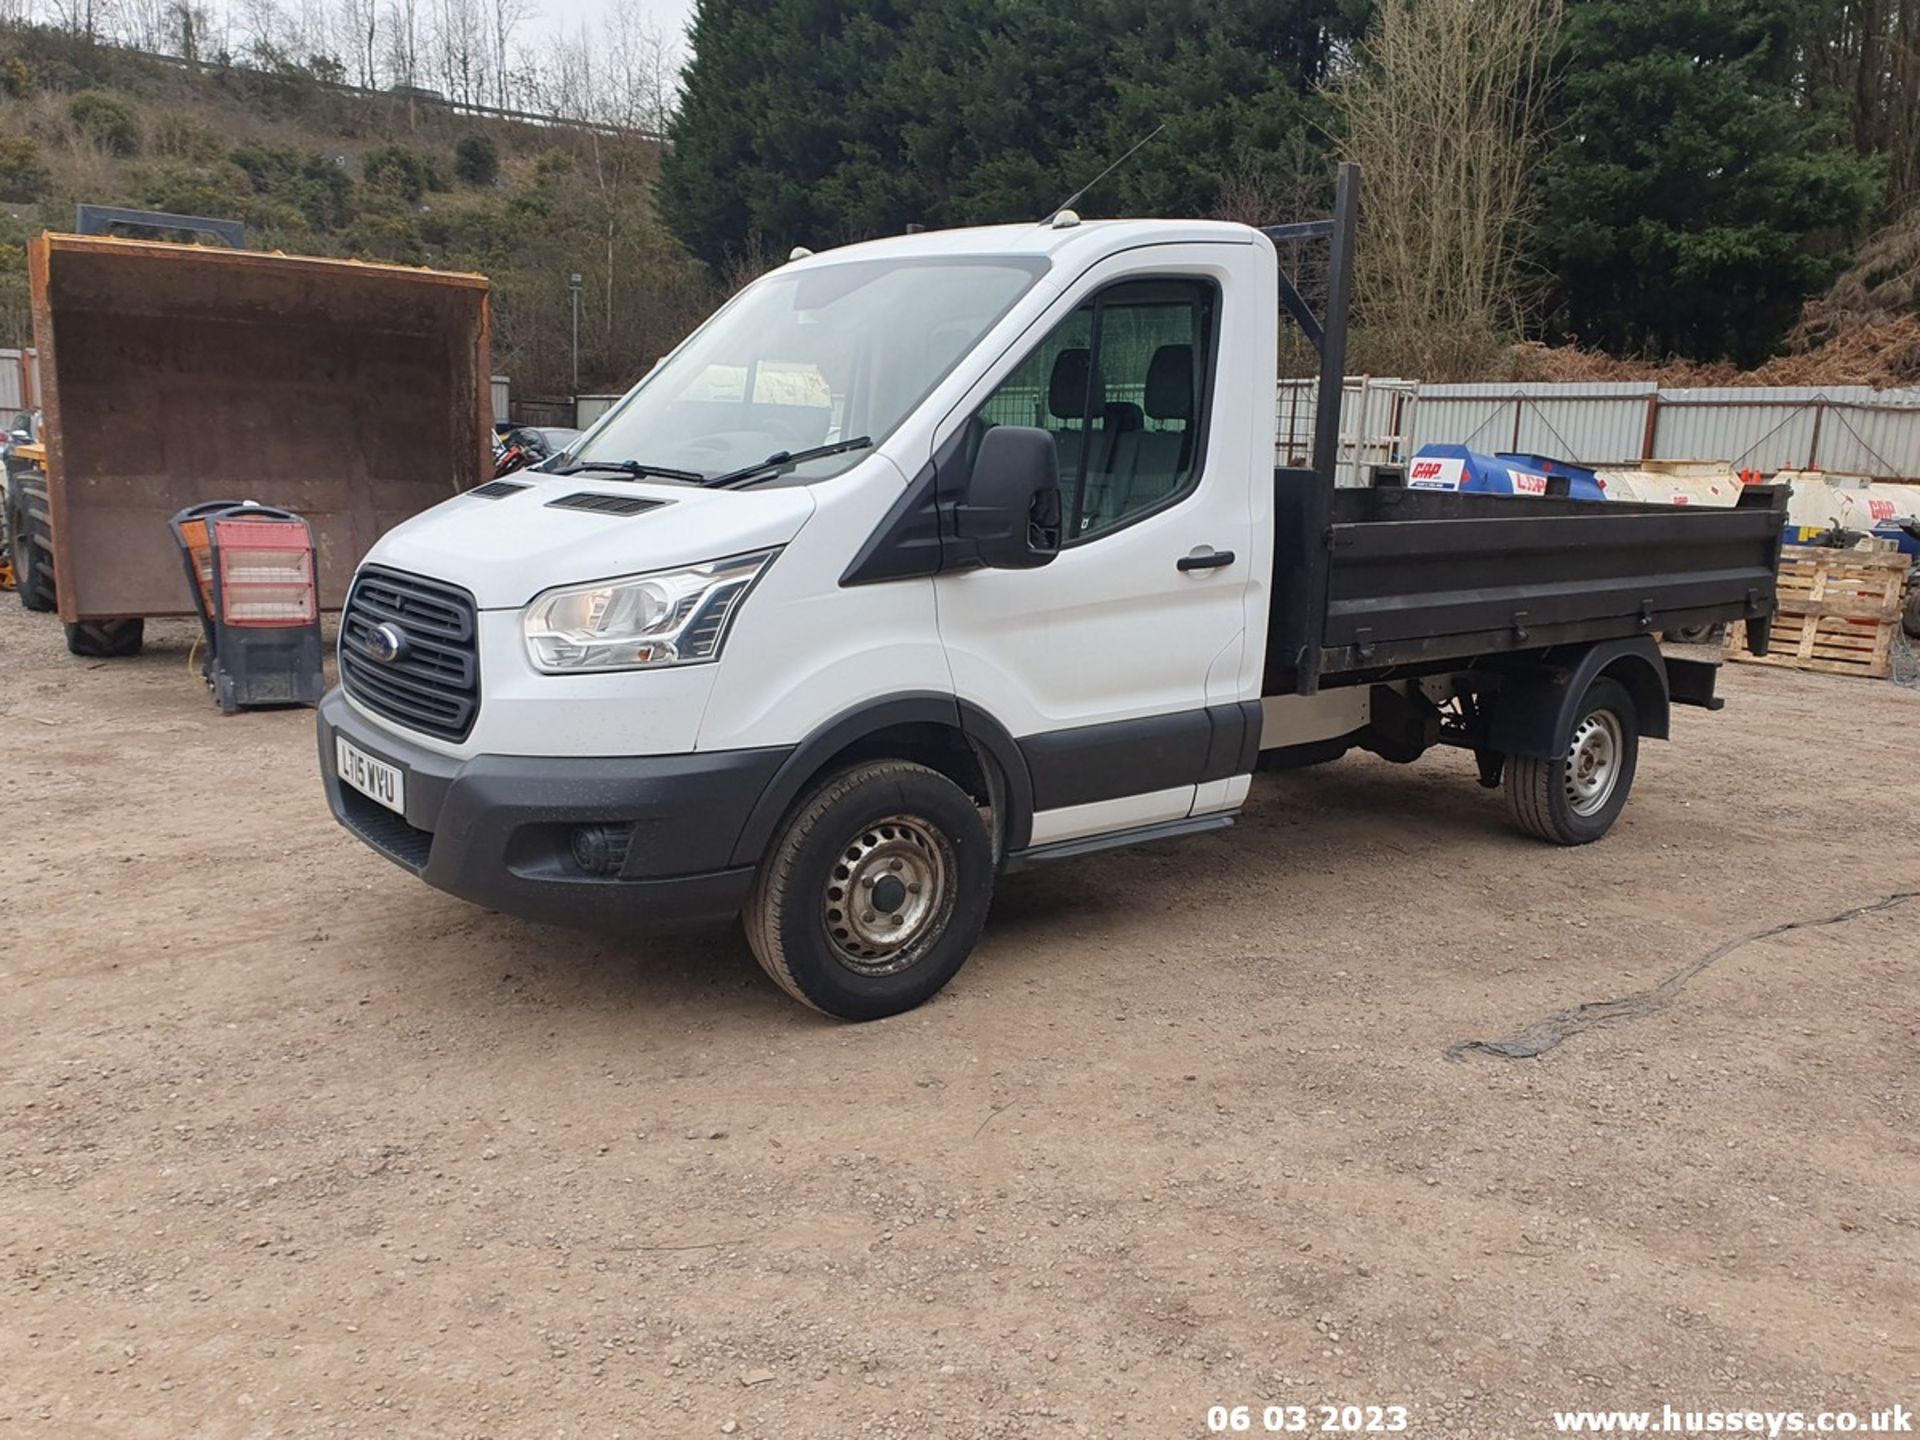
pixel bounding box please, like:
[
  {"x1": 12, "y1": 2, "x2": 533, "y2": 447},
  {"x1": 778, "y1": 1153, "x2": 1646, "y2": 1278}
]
[{"x1": 0, "y1": 24, "x2": 713, "y2": 403}]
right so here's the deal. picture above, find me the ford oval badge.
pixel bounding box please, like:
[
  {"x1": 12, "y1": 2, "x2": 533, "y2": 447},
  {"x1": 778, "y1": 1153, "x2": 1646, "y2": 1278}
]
[{"x1": 367, "y1": 622, "x2": 410, "y2": 664}]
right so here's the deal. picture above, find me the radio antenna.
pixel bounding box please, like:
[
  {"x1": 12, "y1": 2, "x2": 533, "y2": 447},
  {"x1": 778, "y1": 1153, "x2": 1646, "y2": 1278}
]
[{"x1": 1045, "y1": 122, "x2": 1167, "y2": 222}]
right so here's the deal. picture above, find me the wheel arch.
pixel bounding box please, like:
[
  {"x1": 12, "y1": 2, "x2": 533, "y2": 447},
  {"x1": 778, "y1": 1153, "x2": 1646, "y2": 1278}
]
[
  {"x1": 729, "y1": 693, "x2": 1034, "y2": 869},
  {"x1": 1485, "y1": 637, "x2": 1670, "y2": 760}
]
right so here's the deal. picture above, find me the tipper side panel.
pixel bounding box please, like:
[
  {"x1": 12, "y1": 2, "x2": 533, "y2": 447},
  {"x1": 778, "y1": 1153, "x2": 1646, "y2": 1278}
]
[{"x1": 32, "y1": 236, "x2": 490, "y2": 620}]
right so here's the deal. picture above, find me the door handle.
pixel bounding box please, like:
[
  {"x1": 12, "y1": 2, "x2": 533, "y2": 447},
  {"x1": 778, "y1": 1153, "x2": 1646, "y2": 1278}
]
[{"x1": 1177, "y1": 547, "x2": 1236, "y2": 572}]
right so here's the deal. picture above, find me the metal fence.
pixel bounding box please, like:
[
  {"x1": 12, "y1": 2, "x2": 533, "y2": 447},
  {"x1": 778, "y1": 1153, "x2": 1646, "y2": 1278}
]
[
  {"x1": 1275, "y1": 377, "x2": 1419, "y2": 487},
  {"x1": 1407, "y1": 382, "x2": 1920, "y2": 480},
  {"x1": 0, "y1": 348, "x2": 40, "y2": 414}
]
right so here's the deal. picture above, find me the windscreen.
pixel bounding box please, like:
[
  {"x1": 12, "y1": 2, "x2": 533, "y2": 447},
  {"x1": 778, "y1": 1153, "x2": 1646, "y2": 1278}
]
[{"x1": 571, "y1": 255, "x2": 1047, "y2": 483}]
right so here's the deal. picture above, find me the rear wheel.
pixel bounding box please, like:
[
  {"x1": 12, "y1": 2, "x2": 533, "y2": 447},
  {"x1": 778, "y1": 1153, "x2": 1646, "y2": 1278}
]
[
  {"x1": 1504, "y1": 676, "x2": 1639, "y2": 845},
  {"x1": 64, "y1": 617, "x2": 145, "y2": 658},
  {"x1": 744, "y1": 760, "x2": 994, "y2": 1020},
  {"x1": 1904, "y1": 587, "x2": 1920, "y2": 640},
  {"x1": 10, "y1": 470, "x2": 56, "y2": 612}
]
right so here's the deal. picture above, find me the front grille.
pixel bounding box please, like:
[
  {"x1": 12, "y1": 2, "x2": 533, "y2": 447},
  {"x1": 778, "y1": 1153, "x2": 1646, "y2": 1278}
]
[{"x1": 340, "y1": 566, "x2": 481, "y2": 741}]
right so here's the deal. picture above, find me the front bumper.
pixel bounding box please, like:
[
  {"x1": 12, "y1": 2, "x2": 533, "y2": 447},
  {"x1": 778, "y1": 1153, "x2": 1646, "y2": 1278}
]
[{"x1": 316, "y1": 688, "x2": 789, "y2": 929}]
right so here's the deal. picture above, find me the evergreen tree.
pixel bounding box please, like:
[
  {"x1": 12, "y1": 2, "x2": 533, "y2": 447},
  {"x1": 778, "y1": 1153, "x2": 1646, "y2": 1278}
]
[
  {"x1": 1539, "y1": 0, "x2": 1883, "y2": 363},
  {"x1": 658, "y1": 0, "x2": 1361, "y2": 271}
]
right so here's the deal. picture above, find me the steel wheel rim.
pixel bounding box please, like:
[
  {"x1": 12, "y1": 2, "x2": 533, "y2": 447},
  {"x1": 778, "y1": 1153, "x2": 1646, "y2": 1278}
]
[
  {"x1": 822, "y1": 814, "x2": 953, "y2": 977},
  {"x1": 1564, "y1": 708, "x2": 1624, "y2": 817}
]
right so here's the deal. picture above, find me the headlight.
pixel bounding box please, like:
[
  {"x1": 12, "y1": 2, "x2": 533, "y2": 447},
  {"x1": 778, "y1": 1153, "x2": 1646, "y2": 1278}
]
[{"x1": 522, "y1": 550, "x2": 776, "y2": 673}]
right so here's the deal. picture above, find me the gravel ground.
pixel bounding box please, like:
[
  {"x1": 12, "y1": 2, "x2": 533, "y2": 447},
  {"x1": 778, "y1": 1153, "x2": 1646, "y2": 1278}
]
[{"x1": 4, "y1": 608, "x2": 1918, "y2": 1439}]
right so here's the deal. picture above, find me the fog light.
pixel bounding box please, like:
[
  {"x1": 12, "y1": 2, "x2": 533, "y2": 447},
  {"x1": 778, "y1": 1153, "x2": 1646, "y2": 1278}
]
[{"x1": 570, "y1": 824, "x2": 633, "y2": 876}]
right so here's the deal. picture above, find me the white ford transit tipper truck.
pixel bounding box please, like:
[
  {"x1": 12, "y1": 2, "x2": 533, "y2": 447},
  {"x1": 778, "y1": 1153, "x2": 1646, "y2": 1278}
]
[{"x1": 317, "y1": 170, "x2": 1785, "y2": 1020}]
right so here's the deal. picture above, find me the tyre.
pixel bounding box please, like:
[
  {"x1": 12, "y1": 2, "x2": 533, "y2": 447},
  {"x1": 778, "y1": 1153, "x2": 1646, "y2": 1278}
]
[
  {"x1": 744, "y1": 759, "x2": 995, "y2": 1020},
  {"x1": 1504, "y1": 676, "x2": 1639, "y2": 846},
  {"x1": 11, "y1": 471, "x2": 56, "y2": 612},
  {"x1": 1904, "y1": 587, "x2": 1920, "y2": 640},
  {"x1": 1664, "y1": 622, "x2": 1721, "y2": 645},
  {"x1": 64, "y1": 617, "x2": 145, "y2": 658}
]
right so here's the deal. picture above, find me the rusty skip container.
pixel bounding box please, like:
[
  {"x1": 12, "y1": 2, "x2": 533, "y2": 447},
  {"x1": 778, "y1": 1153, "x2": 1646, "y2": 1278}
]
[{"x1": 28, "y1": 235, "x2": 490, "y2": 623}]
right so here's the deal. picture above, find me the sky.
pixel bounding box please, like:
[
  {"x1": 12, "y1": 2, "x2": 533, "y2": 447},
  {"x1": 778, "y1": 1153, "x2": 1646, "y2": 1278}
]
[{"x1": 521, "y1": 0, "x2": 697, "y2": 58}]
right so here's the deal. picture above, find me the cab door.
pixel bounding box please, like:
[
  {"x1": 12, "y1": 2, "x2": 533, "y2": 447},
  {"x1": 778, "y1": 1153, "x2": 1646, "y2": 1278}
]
[{"x1": 932, "y1": 248, "x2": 1260, "y2": 848}]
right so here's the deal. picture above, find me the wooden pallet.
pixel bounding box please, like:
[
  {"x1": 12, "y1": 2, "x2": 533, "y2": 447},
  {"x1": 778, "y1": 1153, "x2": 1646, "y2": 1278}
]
[{"x1": 1727, "y1": 546, "x2": 1910, "y2": 679}]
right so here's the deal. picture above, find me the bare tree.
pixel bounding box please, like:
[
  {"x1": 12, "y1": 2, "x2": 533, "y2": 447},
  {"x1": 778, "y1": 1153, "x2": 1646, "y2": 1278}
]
[
  {"x1": 484, "y1": 0, "x2": 529, "y2": 109},
  {"x1": 235, "y1": 0, "x2": 292, "y2": 60},
  {"x1": 599, "y1": 0, "x2": 675, "y2": 134},
  {"x1": 528, "y1": 19, "x2": 592, "y2": 122},
  {"x1": 338, "y1": 0, "x2": 380, "y2": 87},
  {"x1": 426, "y1": 0, "x2": 481, "y2": 104},
  {"x1": 1329, "y1": 0, "x2": 1562, "y2": 380},
  {"x1": 49, "y1": 0, "x2": 119, "y2": 42},
  {"x1": 116, "y1": 0, "x2": 166, "y2": 47},
  {"x1": 383, "y1": 0, "x2": 420, "y2": 94}
]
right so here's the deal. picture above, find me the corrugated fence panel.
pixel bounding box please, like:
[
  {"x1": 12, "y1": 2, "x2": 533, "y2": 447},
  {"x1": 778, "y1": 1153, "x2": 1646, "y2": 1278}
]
[
  {"x1": 1816, "y1": 394, "x2": 1920, "y2": 477},
  {"x1": 1405, "y1": 382, "x2": 1920, "y2": 479},
  {"x1": 1511, "y1": 395, "x2": 1648, "y2": 463},
  {"x1": 1654, "y1": 390, "x2": 1820, "y2": 472},
  {"x1": 0, "y1": 349, "x2": 24, "y2": 412},
  {"x1": 575, "y1": 394, "x2": 624, "y2": 428},
  {"x1": 1408, "y1": 392, "x2": 1518, "y2": 453},
  {"x1": 1410, "y1": 383, "x2": 1653, "y2": 463}
]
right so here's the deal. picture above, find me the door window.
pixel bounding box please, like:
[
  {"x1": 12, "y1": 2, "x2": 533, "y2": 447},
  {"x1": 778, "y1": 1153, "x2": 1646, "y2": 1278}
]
[{"x1": 973, "y1": 278, "x2": 1213, "y2": 542}]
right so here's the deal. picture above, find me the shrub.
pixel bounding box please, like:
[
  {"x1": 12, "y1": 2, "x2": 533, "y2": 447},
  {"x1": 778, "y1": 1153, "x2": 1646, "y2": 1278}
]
[
  {"x1": 230, "y1": 143, "x2": 354, "y2": 229},
  {"x1": 362, "y1": 143, "x2": 428, "y2": 202},
  {"x1": 239, "y1": 197, "x2": 313, "y2": 240},
  {"x1": 343, "y1": 211, "x2": 424, "y2": 265},
  {"x1": 454, "y1": 133, "x2": 498, "y2": 186},
  {"x1": 67, "y1": 90, "x2": 139, "y2": 156},
  {"x1": 0, "y1": 136, "x2": 52, "y2": 203},
  {"x1": 151, "y1": 112, "x2": 225, "y2": 163},
  {"x1": 444, "y1": 195, "x2": 517, "y2": 267},
  {"x1": 505, "y1": 189, "x2": 552, "y2": 222},
  {"x1": 1, "y1": 56, "x2": 32, "y2": 98},
  {"x1": 136, "y1": 161, "x2": 253, "y2": 221}
]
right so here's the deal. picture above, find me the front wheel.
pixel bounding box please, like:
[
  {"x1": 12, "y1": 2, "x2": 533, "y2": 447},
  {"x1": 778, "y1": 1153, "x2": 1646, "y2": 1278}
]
[
  {"x1": 1504, "y1": 676, "x2": 1639, "y2": 845},
  {"x1": 744, "y1": 760, "x2": 994, "y2": 1020}
]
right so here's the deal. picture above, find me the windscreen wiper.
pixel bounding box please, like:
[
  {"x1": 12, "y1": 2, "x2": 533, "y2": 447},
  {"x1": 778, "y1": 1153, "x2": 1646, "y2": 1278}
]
[
  {"x1": 548, "y1": 458, "x2": 708, "y2": 484},
  {"x1": 705, "y1": 436, "x2": 874, "y2": 489}
]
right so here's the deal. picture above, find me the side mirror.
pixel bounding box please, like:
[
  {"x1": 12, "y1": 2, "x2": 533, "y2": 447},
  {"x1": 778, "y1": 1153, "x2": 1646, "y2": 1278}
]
[{"x1": 956, "y1": 425, "x2": 1061, "y2": 570}]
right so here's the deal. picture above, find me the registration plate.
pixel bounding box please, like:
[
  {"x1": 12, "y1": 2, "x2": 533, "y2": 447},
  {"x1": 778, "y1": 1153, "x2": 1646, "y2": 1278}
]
[{"x1": 336, "y1": 736, "x2": 406, "y2": 816}]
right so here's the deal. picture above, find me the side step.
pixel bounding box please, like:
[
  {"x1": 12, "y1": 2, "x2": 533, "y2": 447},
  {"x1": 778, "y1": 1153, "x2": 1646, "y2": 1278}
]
[{"x1": 1004, "y1": 813, "x2": 1235, "y2": 872}]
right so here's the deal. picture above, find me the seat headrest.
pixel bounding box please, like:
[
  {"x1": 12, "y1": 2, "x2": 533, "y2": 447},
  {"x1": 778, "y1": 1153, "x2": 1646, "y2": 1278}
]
[
  {"x1": 1144, "y1": 344, "x2": 1194, "y2": 422},
  {"x1": 1048, "y1": 348, "x2": 1095, "y2": 420}
]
